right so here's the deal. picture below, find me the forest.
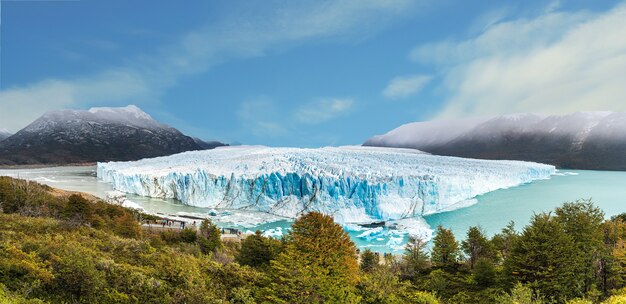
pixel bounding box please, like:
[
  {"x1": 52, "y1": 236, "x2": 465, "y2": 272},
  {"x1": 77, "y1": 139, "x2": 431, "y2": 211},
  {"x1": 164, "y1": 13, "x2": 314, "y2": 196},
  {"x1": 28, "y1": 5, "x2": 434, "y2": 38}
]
[{"x1": 1, "y1": 176, "x2": 626, "y2": 303}]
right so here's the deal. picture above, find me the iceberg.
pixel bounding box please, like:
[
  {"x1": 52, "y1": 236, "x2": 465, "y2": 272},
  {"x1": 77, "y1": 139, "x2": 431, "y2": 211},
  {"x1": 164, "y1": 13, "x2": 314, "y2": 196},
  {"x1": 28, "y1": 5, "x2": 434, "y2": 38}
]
[{"x1": 97, "y1": 146, "x2": 555, "y2": 228}]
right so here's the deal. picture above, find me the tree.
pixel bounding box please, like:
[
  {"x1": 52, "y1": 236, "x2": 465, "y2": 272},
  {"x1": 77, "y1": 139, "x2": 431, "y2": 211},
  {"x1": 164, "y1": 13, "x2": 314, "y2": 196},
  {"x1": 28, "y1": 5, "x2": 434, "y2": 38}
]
[
  {"x1": 504, "y1": 213, "x2": 583, "y2": 302},
  {"x1": 236, "y1": 230, "x2": 282, "y2": 268},
  {"x1": 403, "y1": 236, "x2": 429, "y2": 278},
  {"x1": 603, "y1": 217, "x2": 626, "y2": 294},
  {"x1": 63, "y1": 194, "x2": 93, "y2": 225},
  {"x1": 360, "y1": 249, "x2": 378, "y2": 273},
  {"x1": 473, "y1": 258, "x2": 496, "y2": 287},
  {"x1": 462, "y1": 226, "x2": 493, "y2": 269},
  {"x1": 113, "y1": 212, "x2": 141, "y2": 238},
  {"x1": 492, "y1": 221, "x2": 518, "y2": 263},
  {"x1": 179, "y1": 227, "x2": 197, "y2": 243},
  {"x1": 198, "y1": 219, "x2": 222, "y2": 253},
  {"x1": 265, "y1": 212, "x2": 359, "y2": 303},
  {"x1": 431, "y1": 225, "x2": 460, "y2": 269},
  {"x1": 555, "y1": 200, "x2": 606, "y2": 294},
  {"x1": 496, "y1": 283, "x2": 544, "y2": 304},
  {"x1": 357, "y1": 265, "x2": 440, "y2": 304}
]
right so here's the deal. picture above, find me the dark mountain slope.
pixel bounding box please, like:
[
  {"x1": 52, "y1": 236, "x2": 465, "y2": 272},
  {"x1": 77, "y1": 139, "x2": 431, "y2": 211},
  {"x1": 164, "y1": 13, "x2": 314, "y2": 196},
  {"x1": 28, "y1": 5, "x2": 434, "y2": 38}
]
[
  {"x1": 0, "y1": 105, "x2": 224, "y2": 165},
  {"x1": 364, "y1": 112, "x2": 626, "y2": 170}
]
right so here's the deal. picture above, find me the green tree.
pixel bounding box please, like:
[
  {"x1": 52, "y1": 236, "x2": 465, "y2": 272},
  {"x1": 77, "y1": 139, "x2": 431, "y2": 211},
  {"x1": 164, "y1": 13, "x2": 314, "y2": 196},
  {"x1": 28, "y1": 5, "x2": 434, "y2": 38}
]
[
  {"x1": 431, "y1": 225, "x2": 460, "y2": 269},
  {"x1": 504, "y1": 213, "x2": 582, "y2": 302},
  {"x1": 198, "y1": 219, "x2": 222, "y2": 253},
  {"x1": 179, "y1": 227, "x2": 198, "y2": 243},
  {"x1": 403, "y1": 236, "x2": 429, "y2": 278},
  {"x1": 602, "y1": 218, "x2": 626, "y2": 294},
  {"x1": 265, "y1": 212, "x2": 360, "y2": 303},
  {"x1": 492, "y1": 221, "x2": 518, "y2": 263},
  {"x1": 473, "y1": 258, "x2": 496, "y2": 287},
  {"x1": 357, "y1": 265, "x2": 440, "y2": 304},
  {"x1": 360, "y1": 249, "x2": 379, "y2": 273},
  {"x1": 113, "y1": 212, "x2": 141, "y2": 238},
  {"x1": 496, "y1": 283, "x2": 544, "y2": 304},
  {"x1": 555, "y1": 200, "x2": 606, "y2": 294},
  {"x1": 236, "y1": 230, "x2": 282, "y2": 268},
  {"x1": 462, "y1": 226, "x2": 493, "y2": 269},
  {"x1": 63, "y1": 194, "x2": 93, "y2": 225}
]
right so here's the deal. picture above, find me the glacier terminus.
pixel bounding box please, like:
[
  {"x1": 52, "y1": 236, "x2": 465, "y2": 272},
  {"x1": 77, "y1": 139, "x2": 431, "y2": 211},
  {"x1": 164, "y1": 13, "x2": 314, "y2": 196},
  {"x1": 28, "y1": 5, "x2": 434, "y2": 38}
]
[{"x1": 97, "y1": 146, "x2": 555, "y2": 236}]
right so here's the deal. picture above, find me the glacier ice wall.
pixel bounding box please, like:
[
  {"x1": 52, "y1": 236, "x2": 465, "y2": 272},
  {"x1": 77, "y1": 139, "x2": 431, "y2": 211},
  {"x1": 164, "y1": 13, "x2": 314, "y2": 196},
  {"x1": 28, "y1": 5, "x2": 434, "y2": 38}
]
[{"x1": 97, "y1": 146, "x2": 555, "y2": 223}]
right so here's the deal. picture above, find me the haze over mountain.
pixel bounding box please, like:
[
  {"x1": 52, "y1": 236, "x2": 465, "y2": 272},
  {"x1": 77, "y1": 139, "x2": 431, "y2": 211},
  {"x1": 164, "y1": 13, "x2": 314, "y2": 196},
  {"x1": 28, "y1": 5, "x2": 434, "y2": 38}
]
[
  {"x1": 364, "y1": 112, "x2": 626, "y2": 170},
  {"x1": 0, "y1": 105, "x2": 225, "y2": 166}
]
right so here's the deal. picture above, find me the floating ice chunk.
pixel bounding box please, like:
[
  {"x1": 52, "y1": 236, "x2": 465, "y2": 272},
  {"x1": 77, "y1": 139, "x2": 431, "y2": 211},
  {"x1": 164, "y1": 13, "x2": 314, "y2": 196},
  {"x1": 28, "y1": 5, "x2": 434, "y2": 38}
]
[
  {"x1": 357, "y1": 227, "x2": 385, "y2": 241},
  {"x1": 121, "y1": 199, "x2": 145, "y2": 212},
  {"x1": 388, "y1": 217, "x2": 434, "y2": 241},
  {"x1": 386, "y1": 236, "x2": 404, "y2": 248},
  {"x1": 554, "y1": 171, "x2": 580, "y2": 176},
  {"x1": 105, "y1": 190, "x2": 127, "y2": 204},
  {"x1": 262, "y1": 227, "x2": 284, "y2": 238}
]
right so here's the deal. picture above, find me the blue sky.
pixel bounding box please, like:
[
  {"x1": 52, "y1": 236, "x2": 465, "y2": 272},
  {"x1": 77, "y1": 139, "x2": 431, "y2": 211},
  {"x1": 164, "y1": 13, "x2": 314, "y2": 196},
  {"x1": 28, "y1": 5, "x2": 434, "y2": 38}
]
[{"x1": 1, "y1": 0, "x2": 625, "y2": 147}]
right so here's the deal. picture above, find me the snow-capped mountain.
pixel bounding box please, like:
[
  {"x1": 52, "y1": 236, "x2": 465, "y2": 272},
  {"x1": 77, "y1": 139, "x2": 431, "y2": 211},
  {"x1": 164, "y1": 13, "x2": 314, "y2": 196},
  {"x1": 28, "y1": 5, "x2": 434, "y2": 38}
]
[
  {"x1": 0, "y1": 129, "x2": 12, "y2": 142},
  {"x1": 98, "y1": 146, "x2": 555, "y2": 224},
  {"x1": 0, "y1": 105, "x2": 225, "y2": 165},
  {"x1": 364, "y1": 112, "x2": 626, "y2": 170}
]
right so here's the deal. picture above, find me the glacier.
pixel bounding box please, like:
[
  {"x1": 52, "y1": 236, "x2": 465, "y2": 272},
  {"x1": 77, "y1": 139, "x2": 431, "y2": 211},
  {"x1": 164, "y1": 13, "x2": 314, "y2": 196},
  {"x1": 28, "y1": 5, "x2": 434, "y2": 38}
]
[{"x1": 97, "y1": 146, "x2": 555, "y2": 228}]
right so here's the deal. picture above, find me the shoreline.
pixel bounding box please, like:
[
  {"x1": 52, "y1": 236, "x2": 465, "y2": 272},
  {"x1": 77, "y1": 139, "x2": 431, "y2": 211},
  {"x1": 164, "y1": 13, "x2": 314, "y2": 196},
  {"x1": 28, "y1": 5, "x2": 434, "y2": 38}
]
[{"x1": 0, "y1": 162, "x2": 96, "y2": 170}]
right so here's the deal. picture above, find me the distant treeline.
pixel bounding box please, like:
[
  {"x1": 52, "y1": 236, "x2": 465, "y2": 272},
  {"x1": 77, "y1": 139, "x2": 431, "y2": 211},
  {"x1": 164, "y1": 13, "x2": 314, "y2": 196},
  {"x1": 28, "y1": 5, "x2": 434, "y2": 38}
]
[{"x1": 1, "y1": 177, "x2": 626, "y2": 303}]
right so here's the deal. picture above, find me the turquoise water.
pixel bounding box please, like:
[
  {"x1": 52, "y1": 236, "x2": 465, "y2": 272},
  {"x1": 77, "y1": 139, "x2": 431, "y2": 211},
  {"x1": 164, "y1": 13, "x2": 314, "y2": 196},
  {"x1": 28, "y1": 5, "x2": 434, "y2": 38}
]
[
  {"x1": 2, "y1": 167, "x2": 625, "y2": 252},
  {"x1": 425, "y1": 170, "x2": 626, "y2": 239}
]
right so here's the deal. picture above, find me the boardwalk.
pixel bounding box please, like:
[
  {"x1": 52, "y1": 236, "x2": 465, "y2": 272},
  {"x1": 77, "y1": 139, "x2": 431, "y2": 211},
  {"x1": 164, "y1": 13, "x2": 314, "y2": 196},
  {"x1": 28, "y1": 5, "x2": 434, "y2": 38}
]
[{"x1": 141, "y1": 222, "x2": 247, "y2": 241}]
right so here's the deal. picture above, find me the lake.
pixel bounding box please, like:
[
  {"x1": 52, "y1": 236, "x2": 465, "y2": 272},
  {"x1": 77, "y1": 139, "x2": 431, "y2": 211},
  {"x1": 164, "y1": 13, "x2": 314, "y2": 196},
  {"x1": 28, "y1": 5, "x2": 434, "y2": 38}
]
[{"x1": 2, "y1": 166, "x2": 625, "y2": 252}]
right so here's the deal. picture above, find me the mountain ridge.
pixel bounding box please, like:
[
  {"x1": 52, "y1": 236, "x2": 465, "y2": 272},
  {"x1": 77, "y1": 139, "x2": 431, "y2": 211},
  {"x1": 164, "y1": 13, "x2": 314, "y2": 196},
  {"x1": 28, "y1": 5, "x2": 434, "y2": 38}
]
[
  {"x1": 0, "y1": 129, "x2": 11, "y2": 142},
  {"x1": 0, "y1": 105, "x2": 226, "y2": 166},
  {"x1": 364, "y1": 111, "x2": 626, "y2": 170}
]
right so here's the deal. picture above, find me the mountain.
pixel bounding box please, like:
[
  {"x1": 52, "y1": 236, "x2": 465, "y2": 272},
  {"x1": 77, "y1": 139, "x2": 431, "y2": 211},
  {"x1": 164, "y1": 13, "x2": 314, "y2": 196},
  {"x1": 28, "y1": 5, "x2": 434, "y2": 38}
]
[
  {"x1": 192, "y1": 137, "x2": 228, "y2": 150},
  {"x1": 0, "y1": 129, "x2": 12, "y2": 142},
  {"x1": 364, "y1": 112, "x2": 626, "y2": 170},
  {"x1": 0, "y1": 105, "x2": 225, "y2": 166}
]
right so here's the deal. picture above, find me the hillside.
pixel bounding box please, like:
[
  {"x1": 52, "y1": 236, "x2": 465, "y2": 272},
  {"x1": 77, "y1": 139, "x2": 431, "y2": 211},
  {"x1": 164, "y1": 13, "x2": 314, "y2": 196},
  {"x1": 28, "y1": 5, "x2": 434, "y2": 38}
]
[
  {"x1": 0, "y1": 129, "x2": 11, "y2": 142},
  {"x1": 364, "y1": 112, "x2": 626, "y2": 170},
  {"x1": 0, "y1": 105, "x2": 226, "y2": 166}
]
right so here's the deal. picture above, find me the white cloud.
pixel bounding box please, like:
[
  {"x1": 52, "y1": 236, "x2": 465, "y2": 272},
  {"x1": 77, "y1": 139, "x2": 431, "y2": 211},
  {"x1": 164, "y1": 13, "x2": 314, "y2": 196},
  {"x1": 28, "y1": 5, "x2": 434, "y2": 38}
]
[
  {"x1": 296, "y1": 98, "x2": 354, "y2": 124},
  {"x1": 237, "y1": 99, "x2": 288, "y2": 137},
  {"x1": 0, "y1": 0, "x2": 418, "y2": 132},
  {"x1": 0, "y1": 70, "x2": 150, "y2": 131},
  {"x1": 411, "y1": 3, "x2": 626, "y2": 118},
  {"x1": 382, "y1": 74, "x2": 432, "y2": 99}
]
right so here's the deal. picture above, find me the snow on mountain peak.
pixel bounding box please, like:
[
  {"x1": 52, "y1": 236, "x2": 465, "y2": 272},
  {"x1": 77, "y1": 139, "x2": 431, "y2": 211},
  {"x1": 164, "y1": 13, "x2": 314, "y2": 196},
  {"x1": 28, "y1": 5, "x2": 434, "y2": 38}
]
[
  {"x1": 21, "y1": 105, "x2": 165, "y2": 133},
  {"x1": 88, "y1": 105, "x2": 153, "y2": 121},
  {"x1": 0, "y1": 129, "x2": 12, "y2": 141}
]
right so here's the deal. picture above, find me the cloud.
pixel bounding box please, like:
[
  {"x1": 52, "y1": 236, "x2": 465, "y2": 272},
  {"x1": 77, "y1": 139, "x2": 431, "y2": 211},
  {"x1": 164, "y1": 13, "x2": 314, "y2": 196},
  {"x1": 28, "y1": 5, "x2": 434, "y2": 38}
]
[
  {"x1": 382, "y1": 74, "x2": 432, "y2": 99},
  {"x1": 237, "y1": 99, "x2": 289, "y2": 137},
  {"x1": 296, "y1": 98, "x2": 354, "y2": 124},
  {"x1": 236, "y1": 96, "x2": 355, "y2": 140},
  {"x1": 411, "y1": 3, "x2": 626, "y2": 118},
  {"x1": 0, "y1": 0, "x2": 418, "y2": 132},
  {"x1": 0, "y1": 70, "x2": 150, "y2": 131}
]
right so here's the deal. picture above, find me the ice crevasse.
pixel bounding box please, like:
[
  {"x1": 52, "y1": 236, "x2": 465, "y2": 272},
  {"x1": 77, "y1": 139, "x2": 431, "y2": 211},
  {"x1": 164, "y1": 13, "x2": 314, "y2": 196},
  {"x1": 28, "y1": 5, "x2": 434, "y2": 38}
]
[{"x1": 97, "y1": 146, "x2": 555, "y2": 224}]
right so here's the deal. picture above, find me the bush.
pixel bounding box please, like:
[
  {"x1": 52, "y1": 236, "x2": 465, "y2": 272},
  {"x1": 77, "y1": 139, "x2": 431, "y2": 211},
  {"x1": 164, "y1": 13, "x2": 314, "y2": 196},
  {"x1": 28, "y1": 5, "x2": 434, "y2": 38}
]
[
  {"x1": 179, "y1": 228, "x2": 198, "y2": 243},
  {"x1": 199, "y1": 219, "x2": 222, "y2": 254},
  {"x1": 236, "y1": 230, "x2": 281, "y2": 268},
  {"x1": 360, "y1": 249, "x2": 379, "y2": 273}
]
